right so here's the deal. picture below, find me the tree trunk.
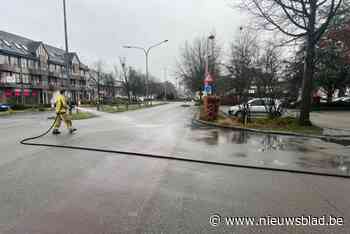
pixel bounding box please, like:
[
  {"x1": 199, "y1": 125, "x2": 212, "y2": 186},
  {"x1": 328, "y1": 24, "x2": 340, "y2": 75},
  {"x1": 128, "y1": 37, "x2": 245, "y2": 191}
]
[
  {"x1": 327, "y1": 89, "x2": 333, "y2": 104},
  {"x1": 299, "y1": 38, "x2": 315, "y2": 125},
  {"x1": 299, "y1": 1, "x2": 316, "y2": 126},
  {"x1": 338, "y1": 87, "x2": 346, "y2": 97},
  {"x1": 127, "y1": 89, "x2": 131, "y2": 104}
]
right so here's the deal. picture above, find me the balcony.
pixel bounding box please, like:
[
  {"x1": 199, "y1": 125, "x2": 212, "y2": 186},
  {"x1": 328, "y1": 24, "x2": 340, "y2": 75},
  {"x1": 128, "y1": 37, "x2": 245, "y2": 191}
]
[
  {"x1": 71, "y1": 74, "x2": 83, "y2": 80},
  {"x1": 0, "y1": 82, "x2": 18, "y2": 88},
  {"x1": 49, "y1": 71, "x2": 62, "y2": 78},
  {"x1": 0, "y1": 82, "x2": 33, "y2": 89},
  {"x1": 27, "y1": 67, "x2": 49, "y2": 76},
  {"x1": 0, "y1": 64, "x2": 19, "y2": 72}
]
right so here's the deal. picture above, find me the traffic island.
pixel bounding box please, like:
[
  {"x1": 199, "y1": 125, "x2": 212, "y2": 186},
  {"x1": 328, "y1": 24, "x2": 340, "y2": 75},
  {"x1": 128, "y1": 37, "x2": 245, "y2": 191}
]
[{"x1": 195, "y1": 109, "x2": 344, "y2": 139}]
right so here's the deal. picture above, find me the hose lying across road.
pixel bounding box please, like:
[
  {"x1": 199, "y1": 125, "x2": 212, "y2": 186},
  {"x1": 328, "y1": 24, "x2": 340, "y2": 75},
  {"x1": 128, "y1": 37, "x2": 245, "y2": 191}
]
[{"x1": 20, "y1": 114, "x2": 350, "y2": 179}]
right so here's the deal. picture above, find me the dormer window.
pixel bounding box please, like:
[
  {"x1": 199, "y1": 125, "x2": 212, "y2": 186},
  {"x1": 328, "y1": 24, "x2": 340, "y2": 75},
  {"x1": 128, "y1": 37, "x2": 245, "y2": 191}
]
[
  {"x1": 2, "y1": 39, "x2": 11, "y2": 47},
  {"x1": 14, "y1": 43, "x2": 22, "y2": 50}
]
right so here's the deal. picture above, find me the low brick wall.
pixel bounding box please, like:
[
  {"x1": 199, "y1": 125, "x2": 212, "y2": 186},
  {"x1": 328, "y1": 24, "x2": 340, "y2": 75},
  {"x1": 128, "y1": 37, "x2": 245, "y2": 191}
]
[{"x1": 202, "y1": 96, "x2": 221, "y2": 121}]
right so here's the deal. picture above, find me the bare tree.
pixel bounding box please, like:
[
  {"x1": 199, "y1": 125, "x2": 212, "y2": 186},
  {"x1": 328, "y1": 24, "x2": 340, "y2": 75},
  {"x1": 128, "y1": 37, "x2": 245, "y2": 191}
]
[
  {"x1": 89, "y1": 60, "x2": 106, "y2": 111},
  {"x1": 255, "y1": 42, "x2": 285, "y2": 117},
  {"x1": 225, "y1": 29, "x2": 260, "y2": 102},
  {"x1": 176, "y1": 36, "x2": 221, "y2": 94},
  {"x1": 115, "y1": 57, "x2": 131, "y2": 104},
  {"x1": 237, "y1": 0, "x2": 343, "y2": 125}
]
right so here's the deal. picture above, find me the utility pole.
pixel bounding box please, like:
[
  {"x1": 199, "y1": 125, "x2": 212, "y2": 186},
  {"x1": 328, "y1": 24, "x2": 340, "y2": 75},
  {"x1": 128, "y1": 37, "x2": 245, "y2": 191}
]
[
  {"x1": 63, "y1": 0, "x2": 71, "y2": 98},
  {"x1": 97, "y1": 71, "x2": 100, "y2": 111},
  {"x1": 163, "y1": 67, "x2": 167, "y2": 101}
]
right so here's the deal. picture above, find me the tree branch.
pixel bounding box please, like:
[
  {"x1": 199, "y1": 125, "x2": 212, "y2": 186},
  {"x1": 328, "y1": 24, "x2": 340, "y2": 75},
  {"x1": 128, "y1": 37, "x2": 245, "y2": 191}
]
[
  {"x1": 315, "y1": 0, "x2": 343, "y2": 42},
  {"x1": 250, "y1": 0, "x2": 307, "y2": 37},
  {"x1": 275, "y1": 0, "x2": 308, "y2": 30}
]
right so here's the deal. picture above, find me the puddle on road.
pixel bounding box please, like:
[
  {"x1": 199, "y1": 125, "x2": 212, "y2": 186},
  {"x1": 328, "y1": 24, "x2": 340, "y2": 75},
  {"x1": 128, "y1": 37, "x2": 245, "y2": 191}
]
[
  {"x1": 190, "y1": 128, "x2": 312, "y2": 152},
  {"x1": 188, "y1": 123, "x2": 350, "y2": 176}
]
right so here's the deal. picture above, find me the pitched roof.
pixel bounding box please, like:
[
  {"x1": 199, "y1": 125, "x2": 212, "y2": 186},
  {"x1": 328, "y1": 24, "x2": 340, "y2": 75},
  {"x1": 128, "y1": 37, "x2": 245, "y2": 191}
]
[
  {"x1": 0, "y1": 30, "x2": 88, "y2": 67},
  {"x1": 0, "y1": 30, "x2": 33, "y2": 57}
]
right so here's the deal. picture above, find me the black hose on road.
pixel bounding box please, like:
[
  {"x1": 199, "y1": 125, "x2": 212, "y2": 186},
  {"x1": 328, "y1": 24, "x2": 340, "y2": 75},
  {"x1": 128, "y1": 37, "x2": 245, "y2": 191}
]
[{"x1": 20, "y1": 114, "x2": 350, "y2": 179}]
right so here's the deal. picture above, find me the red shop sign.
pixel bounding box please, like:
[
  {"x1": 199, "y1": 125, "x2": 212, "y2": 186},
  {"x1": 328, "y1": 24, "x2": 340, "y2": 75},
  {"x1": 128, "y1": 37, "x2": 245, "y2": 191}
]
[
  {"x1": 5, "y1": 89, "x2": 13, "y2": 97},
  {"x1": 14, "y1": 89, "x2": 21, "y2": 97},
  {"x1": 23, "y1": 89, "x2": 30, "y2": 97}
]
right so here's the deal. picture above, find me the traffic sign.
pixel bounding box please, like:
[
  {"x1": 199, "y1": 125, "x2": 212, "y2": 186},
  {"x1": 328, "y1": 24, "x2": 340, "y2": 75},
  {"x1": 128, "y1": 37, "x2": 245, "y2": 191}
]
[
  {"x1": 204, "y1": 73, "x2": 214, "y2": 85},
  {"x1": 204, "y1": 84, "x2": 212, "y2": 94}
]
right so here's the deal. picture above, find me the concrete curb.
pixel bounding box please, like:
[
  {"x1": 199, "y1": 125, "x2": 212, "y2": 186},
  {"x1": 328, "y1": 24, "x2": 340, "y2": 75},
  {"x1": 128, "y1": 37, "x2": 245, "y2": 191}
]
[{"x1": 194, "y1": 112, "x2": 350, "y2": 140}]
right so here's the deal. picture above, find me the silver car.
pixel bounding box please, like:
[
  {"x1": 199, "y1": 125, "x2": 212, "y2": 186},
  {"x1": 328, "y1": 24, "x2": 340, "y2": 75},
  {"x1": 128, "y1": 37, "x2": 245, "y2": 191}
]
[{"x1": 228, "y1": 98, "x2": 282, "y2": 117}]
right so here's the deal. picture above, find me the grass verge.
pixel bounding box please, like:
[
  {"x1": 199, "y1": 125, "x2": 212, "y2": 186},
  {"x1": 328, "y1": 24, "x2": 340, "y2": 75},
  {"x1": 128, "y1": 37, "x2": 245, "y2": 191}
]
[
  {"x1": 101, "y1": 103, "x2": 167, "y2": 113},
  {"x1": 70, "y1": 112, "x2": 96, "y2": 120},
  {"x1": 0, "y1": 108, "x2": 52, "y2": 117}
]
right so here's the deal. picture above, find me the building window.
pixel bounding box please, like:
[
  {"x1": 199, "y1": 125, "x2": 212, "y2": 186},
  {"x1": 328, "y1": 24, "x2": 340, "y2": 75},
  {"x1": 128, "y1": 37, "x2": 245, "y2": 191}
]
[
  {"x1": 28, "y1": 60, "x2": 34, "y2": 68},
  {"x1": 34, "y1": 61, "x2": 39, "y2": 69},
  {"x1": 14, "y1": 73, "x2": 21, "y2": 83},
  {"x1": 0, "y1": 72, "x2": 11, "y2": 83},
  {"x1": 42, "y1": 78, "x2": 48, "y2": 86},
  {"x1": 73, "y1": 63, "x2": 79, "y2": 73},
  {"x1": 0, "y1": 55, "x2": 9, "y2": 64},
  {"x1": 49, "y1": 64, "x2": 55, "y2": 72},
  {"x1": 22, "y1": 74, "x2": 29, "y2": 84},
  {"x1": 31, "y1": 75, "x2": 41, "y2": 85},
  {"x1": 10, "y1": 57, "x2": 19, "y2": 66},
  {"x1": 21, "y1": 58, "x2": 28, "y2": 68}
]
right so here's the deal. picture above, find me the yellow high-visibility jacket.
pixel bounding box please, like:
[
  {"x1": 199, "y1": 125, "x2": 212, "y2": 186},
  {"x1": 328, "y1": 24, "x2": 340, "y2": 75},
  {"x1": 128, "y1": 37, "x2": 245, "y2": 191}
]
[{"x1": 55, "y1": 94, "x2": 68, "y2": 113}]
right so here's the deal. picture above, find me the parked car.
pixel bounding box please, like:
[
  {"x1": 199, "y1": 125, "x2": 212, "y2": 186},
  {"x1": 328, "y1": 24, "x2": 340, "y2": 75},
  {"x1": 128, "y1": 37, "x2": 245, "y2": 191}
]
[
  {"x1": 330, "y1": 97, "x2": 350, "y2": 107},
  {"x1": 332, "y1": 96, "x2": 350, "y2": 103},
  {"x1": 0, "y1": 103, "x2": 12, "y2": 111},
  {"x1": 228, "y1": 98, "x2": 282, "y2": 117}
]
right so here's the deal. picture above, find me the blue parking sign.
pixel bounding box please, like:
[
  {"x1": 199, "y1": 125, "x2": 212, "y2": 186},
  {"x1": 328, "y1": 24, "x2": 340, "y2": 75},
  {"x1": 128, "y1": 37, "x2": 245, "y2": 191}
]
[{"x1": 204, "y1": 85, "x2": 212, "y2": 94}]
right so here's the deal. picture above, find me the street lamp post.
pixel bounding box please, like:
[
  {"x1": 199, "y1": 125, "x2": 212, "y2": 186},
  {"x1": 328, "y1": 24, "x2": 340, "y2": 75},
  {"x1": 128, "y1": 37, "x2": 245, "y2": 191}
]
[
  {"x1": 163, "y1": 67, "x2": 167, "y2": 101},
  {"x1": 123, "y1": 40, "x2": 168, "y2": 105},
  {"x1": 206, "y1": 35, "x2": 215, "y2": 75},
  {"x1": 62, "y1": 0, "x2": 71, "y2": 98}
]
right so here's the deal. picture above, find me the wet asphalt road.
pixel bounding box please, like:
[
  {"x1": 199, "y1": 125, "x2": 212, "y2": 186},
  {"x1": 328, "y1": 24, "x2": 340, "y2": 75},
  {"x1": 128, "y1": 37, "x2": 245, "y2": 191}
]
[{"x1": 1, "y1": 103, "x2": 350, "y2": 233}]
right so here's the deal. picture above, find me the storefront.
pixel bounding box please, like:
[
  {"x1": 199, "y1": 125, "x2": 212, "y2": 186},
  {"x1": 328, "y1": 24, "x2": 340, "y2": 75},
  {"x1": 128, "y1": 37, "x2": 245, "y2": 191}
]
[{"x1": 1, "y1": 88, "x2": 40, "y2": 104}]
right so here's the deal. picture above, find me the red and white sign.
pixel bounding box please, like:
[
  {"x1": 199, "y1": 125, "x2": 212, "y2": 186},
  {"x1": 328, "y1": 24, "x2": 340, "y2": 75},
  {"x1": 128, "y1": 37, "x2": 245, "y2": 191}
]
[{"x1": 204, "y1": 73, "x2": 214, "y2": 85}]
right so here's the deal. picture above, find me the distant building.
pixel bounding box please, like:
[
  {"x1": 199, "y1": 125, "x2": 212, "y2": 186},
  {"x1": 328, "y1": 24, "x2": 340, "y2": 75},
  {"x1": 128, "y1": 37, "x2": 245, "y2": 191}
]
[{"x1": 87, "y1": 70, "x2": 124, "y2": 103}]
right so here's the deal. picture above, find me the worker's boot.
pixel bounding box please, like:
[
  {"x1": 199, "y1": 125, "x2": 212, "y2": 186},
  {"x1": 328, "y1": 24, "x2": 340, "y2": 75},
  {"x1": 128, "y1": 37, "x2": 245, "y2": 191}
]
[{"x1": 52, "y1": 129, "x2": 61, "y2": 135}]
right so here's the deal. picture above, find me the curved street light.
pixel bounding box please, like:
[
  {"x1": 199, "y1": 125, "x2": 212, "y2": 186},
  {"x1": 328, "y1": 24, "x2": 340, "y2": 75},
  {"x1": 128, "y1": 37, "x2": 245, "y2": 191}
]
[{"x1": 123, "y1": 40, "x2": 169, "y2": 104}]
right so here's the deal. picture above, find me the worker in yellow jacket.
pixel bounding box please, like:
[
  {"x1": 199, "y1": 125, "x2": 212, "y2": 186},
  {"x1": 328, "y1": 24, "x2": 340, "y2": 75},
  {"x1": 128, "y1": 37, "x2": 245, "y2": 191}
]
[{"x1": 53, "y1": 90, "x2": 77, "y2": 135}]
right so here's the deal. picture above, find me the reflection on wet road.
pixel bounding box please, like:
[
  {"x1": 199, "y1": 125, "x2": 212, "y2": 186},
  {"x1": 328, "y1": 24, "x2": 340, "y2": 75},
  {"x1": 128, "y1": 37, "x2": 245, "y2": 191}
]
[{"x1": 188, "y1": 120, "x2": 350, "y2": 176}]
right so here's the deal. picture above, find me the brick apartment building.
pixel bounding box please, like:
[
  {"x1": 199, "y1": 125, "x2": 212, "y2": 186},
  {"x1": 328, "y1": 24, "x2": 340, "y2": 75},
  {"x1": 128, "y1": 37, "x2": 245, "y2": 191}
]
[{"x1": 0, "y1": 30, "x2": 123, "y2": 105}]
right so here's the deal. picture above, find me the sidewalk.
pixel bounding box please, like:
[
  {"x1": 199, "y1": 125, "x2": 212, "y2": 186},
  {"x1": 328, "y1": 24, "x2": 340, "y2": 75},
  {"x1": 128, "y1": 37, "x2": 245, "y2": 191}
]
[{"x1": 310, "y1": 111, "x2": 350, "y2": 136}]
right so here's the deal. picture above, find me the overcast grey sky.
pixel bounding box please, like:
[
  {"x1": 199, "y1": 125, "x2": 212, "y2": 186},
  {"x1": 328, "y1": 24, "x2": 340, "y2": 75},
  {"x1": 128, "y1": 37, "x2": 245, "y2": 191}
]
[{"x1": 1, "y1": 0, "x2": 246, "y2": 82}]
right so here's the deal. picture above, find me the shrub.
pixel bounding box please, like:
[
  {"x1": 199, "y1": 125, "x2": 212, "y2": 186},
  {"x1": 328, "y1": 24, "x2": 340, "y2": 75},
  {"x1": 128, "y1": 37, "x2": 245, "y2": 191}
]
[{"x1": 11, "y1": 104, "x2": 33, "y2": 110}]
